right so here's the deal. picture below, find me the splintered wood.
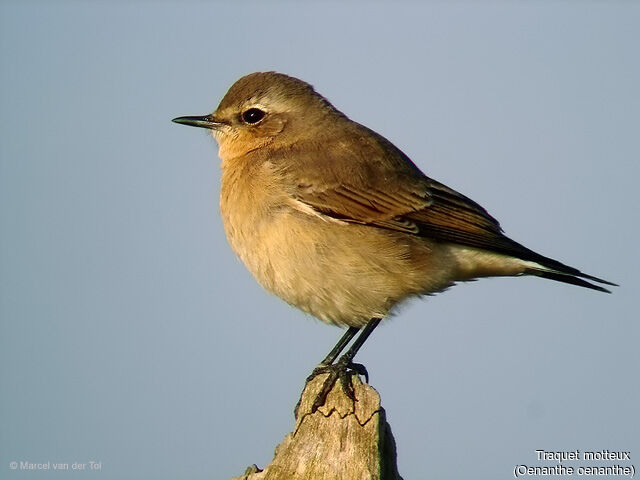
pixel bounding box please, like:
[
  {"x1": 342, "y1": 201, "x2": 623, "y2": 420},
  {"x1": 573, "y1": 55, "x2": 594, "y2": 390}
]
[{"x1": 231, "y1": 374, "x2": 403, "y2": 480}]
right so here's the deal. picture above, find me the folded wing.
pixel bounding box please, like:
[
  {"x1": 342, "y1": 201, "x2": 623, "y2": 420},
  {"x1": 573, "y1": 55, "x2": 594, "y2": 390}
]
[{"x1": 291, "y1": 131, "x2": 614, "y2": 292}]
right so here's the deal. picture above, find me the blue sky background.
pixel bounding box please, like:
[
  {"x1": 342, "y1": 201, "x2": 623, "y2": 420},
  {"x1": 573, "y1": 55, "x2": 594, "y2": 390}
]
[{"x1": 1, "y1": 2, "x2": 638, "y2": 479}]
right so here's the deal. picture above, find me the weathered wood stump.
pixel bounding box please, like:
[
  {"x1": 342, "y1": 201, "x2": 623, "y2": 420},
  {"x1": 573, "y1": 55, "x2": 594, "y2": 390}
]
[{"x1": 230, "y1": 374, "x2": 403, "y2": 480}]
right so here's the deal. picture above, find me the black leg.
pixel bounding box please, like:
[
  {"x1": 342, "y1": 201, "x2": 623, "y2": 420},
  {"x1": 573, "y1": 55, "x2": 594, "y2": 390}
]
[
  {"x1": 305, "y1": 318, "x2": 382, "y2": 413},
  {"x1": 337, "y1": 318, "x2": 381, "y2": 366},
  {"x1": 318, "y1": 326, "x2": 359, "y2": 366}
]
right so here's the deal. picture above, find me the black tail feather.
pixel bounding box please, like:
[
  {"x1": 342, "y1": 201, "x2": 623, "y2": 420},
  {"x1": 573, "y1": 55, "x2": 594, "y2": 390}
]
[
  {"x1": 498, "y1": 236, "x2": 617, "y2": 293},
  {"x1": 533, "y1": 270, "x2": 613, "y2": 293}
]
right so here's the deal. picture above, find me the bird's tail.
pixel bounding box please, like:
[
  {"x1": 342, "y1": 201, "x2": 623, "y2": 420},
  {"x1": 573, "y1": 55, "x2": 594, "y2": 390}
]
[
  {"x1": 515, "y1": 245, "x2": 617, "y2": 293},
  {"x1": 531, "y1": 269, "x2": 616, "y2": 293}
]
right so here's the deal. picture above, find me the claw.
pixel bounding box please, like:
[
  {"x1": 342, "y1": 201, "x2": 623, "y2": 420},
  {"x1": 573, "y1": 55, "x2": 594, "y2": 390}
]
[
  {"x1": 349, "y1": 362, "x2": 369, "y2": 383},
  {"x1": 303, "y1": 358, "x2": 367, "y2": 413}
]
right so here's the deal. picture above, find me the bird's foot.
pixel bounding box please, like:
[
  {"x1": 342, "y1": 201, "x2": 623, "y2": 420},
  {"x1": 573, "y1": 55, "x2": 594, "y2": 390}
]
[{"x1": 305, "y1": 357, "x2": 369, "y2": 413}]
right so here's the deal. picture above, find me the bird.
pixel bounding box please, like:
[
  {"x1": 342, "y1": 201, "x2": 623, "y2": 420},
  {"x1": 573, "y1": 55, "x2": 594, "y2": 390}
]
[{"x1": 172, "y1": 72, "x2": 615, "y2": 410}]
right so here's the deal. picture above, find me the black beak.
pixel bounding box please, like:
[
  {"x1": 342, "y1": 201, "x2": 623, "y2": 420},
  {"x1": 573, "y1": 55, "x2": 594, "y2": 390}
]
[{"x1": 172, "y1": 115, "x2": 221, "y2": 130}]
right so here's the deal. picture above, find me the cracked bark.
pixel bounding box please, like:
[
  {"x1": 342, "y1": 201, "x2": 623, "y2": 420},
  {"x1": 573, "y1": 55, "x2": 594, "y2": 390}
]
[{"x1": 230, "y1": 374, "x2": 403, "y2": 480}]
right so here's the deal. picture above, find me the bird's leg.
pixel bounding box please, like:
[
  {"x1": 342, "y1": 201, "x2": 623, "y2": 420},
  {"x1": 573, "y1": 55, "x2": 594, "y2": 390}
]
[
  {"x1": 317, "y1": 326, "x2": 360, "y2": 367},
  {"x1": 294, "y1": 326, "x2": 358, "y2": 417},
  {"x1": 304, "y1": 318, "x2": 382, "y2": 413}
]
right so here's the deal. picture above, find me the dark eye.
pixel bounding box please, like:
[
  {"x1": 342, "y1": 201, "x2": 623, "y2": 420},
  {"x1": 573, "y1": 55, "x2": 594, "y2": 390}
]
[{"x1": 242, "y1": 108, "x2": 266, "y2": 124}]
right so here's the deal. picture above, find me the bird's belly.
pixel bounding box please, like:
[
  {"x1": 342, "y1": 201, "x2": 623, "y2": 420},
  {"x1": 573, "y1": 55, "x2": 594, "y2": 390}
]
[{"x1": 223, "y1": 209, "x2": 458, "y2": 327}]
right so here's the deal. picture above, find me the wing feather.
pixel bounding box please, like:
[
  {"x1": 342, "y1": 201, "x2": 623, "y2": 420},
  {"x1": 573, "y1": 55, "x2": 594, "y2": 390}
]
[{"x1": 281, "y1": 123, "x2": 613, "y2": 289}]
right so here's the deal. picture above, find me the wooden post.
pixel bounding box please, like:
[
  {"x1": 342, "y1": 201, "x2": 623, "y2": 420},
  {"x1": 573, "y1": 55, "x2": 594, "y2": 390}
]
[{"x1": 231, "y1": 374, "x2": 403, "y2": 480}]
